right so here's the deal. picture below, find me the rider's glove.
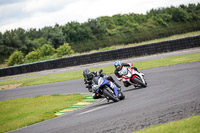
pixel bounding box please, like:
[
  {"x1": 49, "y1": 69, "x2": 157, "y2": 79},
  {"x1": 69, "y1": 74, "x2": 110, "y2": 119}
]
[
  {"x1": 116, "y1": 77, "x2": 122, "y2": 81},
  {"x1": 100, "y1": 73, "x2": 106, "y2": 77},
  {"x1": 93, "y1": 71, "x2": 98, "y2": 76},
  {"x1": 92, "y1": 85, "x2": 98, "y2": 92},
  {"x1": 84, "y1": 79, "x2": 90, "y2": 84},
  {"x1": 128, "y1": 63, "x2": 133, "y2": 67}
]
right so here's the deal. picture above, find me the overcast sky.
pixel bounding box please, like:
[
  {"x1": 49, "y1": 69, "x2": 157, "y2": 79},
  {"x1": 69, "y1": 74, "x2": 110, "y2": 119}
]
[{"x1": 0, "y1": 0, "x2": 199, "y2": 33}]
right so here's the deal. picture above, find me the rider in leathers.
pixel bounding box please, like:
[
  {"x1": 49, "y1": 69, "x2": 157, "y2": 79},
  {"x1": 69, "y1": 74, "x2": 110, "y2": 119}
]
[
  {"x1": 114, "y1": 61, "x2": 140, "y2": 87},
  {"x1": 83, "y1": 68, "x2": 121, "y2": 99}
]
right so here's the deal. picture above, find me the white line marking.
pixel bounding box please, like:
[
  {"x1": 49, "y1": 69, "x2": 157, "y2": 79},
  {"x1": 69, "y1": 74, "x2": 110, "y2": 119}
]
[{"x1": 76, "y1": 101, "x2": 109, "y2": 115}]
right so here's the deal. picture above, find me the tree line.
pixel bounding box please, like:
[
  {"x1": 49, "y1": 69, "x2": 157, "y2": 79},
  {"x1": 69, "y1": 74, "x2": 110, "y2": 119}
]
[{"x1": 0, "y1": 3, "x2": 200, "y2": 66}]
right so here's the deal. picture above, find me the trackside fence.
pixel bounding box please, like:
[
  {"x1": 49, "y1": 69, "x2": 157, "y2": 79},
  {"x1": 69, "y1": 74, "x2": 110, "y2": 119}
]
[{"x1": 0, "y1": 36, "x2": 200, "y2": 77}]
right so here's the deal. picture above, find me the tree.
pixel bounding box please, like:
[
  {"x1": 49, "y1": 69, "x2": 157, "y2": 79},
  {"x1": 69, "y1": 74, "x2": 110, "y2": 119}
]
[
  {"x1": 48, "y1": 25, "x2": 65, "y2": 48},
  {"x1": 26, "y1": 28, "x2": 41, "y2": 40},
  {"x1": 62, "y1": 22, "x2": 92, "y2": 42},
  {"x1": 56, "y1": 43, "x2": 74, "y2": 57},
  {"x1": 98, "y1": 16, "x2": 115, "y2": 29},
  {"x1": 172, "y1": 8, "x2": 189, "y2": 22},
  {"x1": 40, "y1": 25, "x2": 65, "y2": 48},
  {"x1": 40, "y1": 44, "x2": 55, "y2": 56},
  {"x1": 0, "y1": 32, "x2": 5, "y2": 62},
  {"x1": 0, "y1": 3, "x2": 199, "y2": 62},
  {"x1": 86, "y1": 19, "x2": 107, "y2": 38},
  {"x1": 7, "y1": 51, "x2": 24, "y2": 66},
  {"x1": 26, "y1": 37, "x2": 47, "y2": 50}
]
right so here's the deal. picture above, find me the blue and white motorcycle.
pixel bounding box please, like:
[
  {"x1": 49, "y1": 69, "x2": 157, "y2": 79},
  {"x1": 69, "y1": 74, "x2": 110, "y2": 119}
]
[{"x1": 92, "y1": 70, "x2": 125, "y2": 102}]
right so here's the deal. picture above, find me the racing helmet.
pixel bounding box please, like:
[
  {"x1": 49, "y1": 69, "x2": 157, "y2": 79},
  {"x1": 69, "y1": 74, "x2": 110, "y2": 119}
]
[
  {"x1": 83, "y1": 68, "x2": 93, "y2": 80},
  {"x1": 114, "y1": 61, "x2": 122, "y2": 71}
]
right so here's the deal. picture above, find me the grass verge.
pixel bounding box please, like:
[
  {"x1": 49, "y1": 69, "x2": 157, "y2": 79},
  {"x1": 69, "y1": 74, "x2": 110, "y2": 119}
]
[
  {"x1": 0, "y1": 94, "x2": 85, "y2": 133},
  {"x1": 0, "y1": 52, "x2": 200, "y2": 88},
  {"x1": 134, "y1": 115, "x2": 200, "y2": 133},
  {"x1": 73, "y1": 30, "x2": 200, "y2": 55}
]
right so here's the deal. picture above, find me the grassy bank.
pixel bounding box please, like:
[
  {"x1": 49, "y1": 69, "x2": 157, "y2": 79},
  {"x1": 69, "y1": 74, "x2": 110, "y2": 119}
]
[
  {"x1": 0, "y1": 31, "x2": 200, "y2": 69},
  {"x1": 74, "y1": 30, "x2": 200, "y2": 55},
  {"x1": 94, "y1": 31, "x2": 200, "y2": 53},
  {"x1": 134, "y1": 115, "x2": 200, "y2": 133},
  {"x1": 0, "y1": 52, "x2": 200, "y2": 89},
  {"x1": 0, "y1": 94, "x2": 85, "y2": 133}
]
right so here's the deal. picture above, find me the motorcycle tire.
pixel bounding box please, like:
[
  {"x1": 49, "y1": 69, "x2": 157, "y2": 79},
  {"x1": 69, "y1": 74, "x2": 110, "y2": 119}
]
[
  {"x1": 134, "y1": 77, "x2": 147, "y2": 87},
  {"x1": 118, "y1": 91, "x2": 125, "y2": 100},
  {"x1": 103, "y1": 88, "x2": 119, "y2": 102}
]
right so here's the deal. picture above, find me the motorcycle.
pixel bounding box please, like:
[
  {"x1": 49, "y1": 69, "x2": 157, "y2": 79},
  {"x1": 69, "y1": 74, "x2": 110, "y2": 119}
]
[
  {"x1": 118, "y1": 66, "x2": 147, "y2": 88},
  {"x1": 92, "y1": 70, "x2": 125, "y2": 102}
]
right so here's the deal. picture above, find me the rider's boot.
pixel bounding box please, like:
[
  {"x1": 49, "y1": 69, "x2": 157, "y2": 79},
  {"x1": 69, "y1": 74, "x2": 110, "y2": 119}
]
[
  {"x1": 107, "y1": 98, "x2": 110, "y2": 102},
  {"x1": 134, "y1": 84, "x2": 139, "y2": 88}
]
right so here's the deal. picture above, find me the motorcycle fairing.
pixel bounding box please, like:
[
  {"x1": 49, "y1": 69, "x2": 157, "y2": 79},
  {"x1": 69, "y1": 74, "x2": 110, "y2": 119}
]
[{"x1": 96, "y1": 77, "x2": 119, "y2": 97}]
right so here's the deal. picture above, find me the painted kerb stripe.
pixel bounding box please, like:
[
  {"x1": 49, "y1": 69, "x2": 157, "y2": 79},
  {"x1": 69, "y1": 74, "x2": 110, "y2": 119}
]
[{"x1": 55, "y1": 95, "x2": 98, "y2": 116}]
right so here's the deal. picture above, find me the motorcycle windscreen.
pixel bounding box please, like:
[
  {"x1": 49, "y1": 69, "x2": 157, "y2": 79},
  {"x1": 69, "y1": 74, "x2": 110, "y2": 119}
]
[{"x1": 120, "y1": 67, "x2": 128, "y2": 75}]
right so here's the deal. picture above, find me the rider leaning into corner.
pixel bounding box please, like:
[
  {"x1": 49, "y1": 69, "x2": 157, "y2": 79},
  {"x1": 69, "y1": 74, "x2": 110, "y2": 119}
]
[
  {"x1": 83, "y1": 68, "x2": 121, "y2": 99},
  {"x1": 114, "y1": 61, "x2": 143, "y2": 87}
]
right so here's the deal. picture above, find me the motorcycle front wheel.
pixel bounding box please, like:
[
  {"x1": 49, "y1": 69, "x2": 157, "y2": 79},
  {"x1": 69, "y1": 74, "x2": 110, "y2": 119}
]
[
  {"x1": 118, "y1": 91, "x2": 125, "y2": 100},
  {"x1": 133, "y1": 77, "x2": 147, "y2": 87},
  {"x1": 103, "y1": 88, "x2": 119, "y2": 102}
]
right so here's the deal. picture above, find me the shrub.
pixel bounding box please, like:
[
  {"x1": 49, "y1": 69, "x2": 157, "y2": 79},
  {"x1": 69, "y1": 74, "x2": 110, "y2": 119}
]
[
  {"x1": 40, "y1": 44, "x2": 55, "y2": 57},
  {"x1": 7, "y1": 51, "x2": 24, "y2": 66},
  {"x1": 25, "y1": 49, "x2": 40, "y2": 62},
  {"x1": 56, "y1": 43, "x2": 74, "y2": 57}
]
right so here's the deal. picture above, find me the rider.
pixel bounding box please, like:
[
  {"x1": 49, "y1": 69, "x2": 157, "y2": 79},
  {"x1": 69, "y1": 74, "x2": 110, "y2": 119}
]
[
  {"x1": 114, "y1": 61, "x2": 140, "y2": 87},
  {"x1": 83, "y1": 68, "x2": 121, "y2": 99}
]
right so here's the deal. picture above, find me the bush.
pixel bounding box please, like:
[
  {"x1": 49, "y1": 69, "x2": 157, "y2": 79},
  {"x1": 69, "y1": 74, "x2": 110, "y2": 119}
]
[
  {"x1": 7, "y1": 51, "x2": 24, "y2": 66},
  {"x1": 40, "y1": 44, "x2": 55, "y2": 57},
  {"x1": 25, "y1": 49, "x2": 40, "y2": 62},
  {"x1": 56, "y1": 43, "x2": 74, "y2": 57}
]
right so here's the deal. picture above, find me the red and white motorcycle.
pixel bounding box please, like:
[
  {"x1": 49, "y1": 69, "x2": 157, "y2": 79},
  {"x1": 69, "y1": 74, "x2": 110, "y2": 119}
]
[{"x1": 118, "y1": 66, "x2": 147, "y2": 88}]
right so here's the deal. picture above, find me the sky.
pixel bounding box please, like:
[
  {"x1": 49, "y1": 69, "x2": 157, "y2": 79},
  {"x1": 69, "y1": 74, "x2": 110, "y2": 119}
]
[{"x1": 0, "y1": 0, "x2": 199, "y2": 33}]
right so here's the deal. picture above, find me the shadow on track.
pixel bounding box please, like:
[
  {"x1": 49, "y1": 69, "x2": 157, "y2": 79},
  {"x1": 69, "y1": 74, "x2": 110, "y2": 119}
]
[
  {"x1": 123, "y1": 86, "x2": 144, "y2": 92},
  {"x1": 93, "y1": 100, "x2": 115, "y2": 107},
  {"x1": 86, "y1": 97, "x2": 126, "y2": 109}
]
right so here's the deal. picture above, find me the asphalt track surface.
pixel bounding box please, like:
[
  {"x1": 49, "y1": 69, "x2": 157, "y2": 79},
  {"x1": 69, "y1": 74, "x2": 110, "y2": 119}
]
[{"x1": 2, "y1": 61, "x2": 200, "y2": 133}]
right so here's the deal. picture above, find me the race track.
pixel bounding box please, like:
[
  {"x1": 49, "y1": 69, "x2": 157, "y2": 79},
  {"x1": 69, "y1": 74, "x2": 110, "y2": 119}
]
[{"x1": 4, "y1": 61, "x2": 200, "y2": 133}]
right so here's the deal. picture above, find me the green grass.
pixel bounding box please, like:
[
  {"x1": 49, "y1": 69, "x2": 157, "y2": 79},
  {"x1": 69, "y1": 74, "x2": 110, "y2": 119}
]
[
  {"x1": 73, "y1": 30, "x2": 200, "y2": 55},
  {"x1": 0, "y1": 52, "x2": 200, "y2": 88},
  {"x1": 115, "y1": 30, "x2": 200, "y2": 49},
  {"x1": 0, "y1": 94, "x2": 85, "y2": 133},
  {"x1": 134, "y1": 115, "x2": 200, "y2": 133}
]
